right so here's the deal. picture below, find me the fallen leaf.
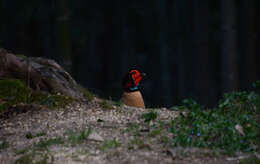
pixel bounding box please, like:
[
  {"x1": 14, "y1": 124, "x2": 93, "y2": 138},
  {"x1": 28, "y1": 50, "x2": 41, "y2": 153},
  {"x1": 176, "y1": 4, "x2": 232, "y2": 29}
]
[{"x1": 235, "y1": 124, "x2": 245, "y2": 136}]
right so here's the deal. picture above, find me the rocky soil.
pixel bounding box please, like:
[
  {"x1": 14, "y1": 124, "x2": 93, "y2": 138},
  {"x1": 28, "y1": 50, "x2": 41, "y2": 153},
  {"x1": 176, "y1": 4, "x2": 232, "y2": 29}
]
[{"x1": 0, "y1": 98, "x2": 258, "y2": 164}]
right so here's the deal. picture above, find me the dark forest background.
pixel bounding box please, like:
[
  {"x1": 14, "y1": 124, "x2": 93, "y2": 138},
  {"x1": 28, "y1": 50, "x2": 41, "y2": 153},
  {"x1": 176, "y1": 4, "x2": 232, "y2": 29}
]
[{"x1": 0, "y1": 0, "x2": 259, "y2": 107}]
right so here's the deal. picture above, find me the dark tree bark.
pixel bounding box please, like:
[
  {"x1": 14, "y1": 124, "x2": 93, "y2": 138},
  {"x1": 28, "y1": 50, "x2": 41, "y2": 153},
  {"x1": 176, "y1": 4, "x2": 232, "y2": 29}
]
[
  {"x1": 238, "y1": 0, "x2": 257, "y2": 89},
  {"x1": 190, "y1": 0, "x2": 218, "y2": 105},
  {"x1": 256, "y1": 0, "x2": 260, "y2": 78},
  {"x1": 56, "y1": 0, "x2": 72, "y2": 71},
  {"x1": 220, "y1": 0, "x2": 238, "y2": 93},
  {"x1": 154, "y1": 0, "x2": 172, "y2": 106}
]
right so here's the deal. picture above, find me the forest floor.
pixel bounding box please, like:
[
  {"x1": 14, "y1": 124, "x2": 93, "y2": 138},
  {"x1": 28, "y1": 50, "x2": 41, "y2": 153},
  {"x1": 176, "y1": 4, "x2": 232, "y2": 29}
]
[{"x1": 0, "y1": 98, "x2": 258, "y2": 164}]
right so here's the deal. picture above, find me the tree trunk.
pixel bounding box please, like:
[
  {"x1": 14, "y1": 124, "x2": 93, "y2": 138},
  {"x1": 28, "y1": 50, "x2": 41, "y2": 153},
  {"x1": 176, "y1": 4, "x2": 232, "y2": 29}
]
[
  {"x1": 220, "y1": 0, "x2": 238, "y2": 93},
  {"x1": 238, "y1": 0, "x2": 257, "y2": 89},
  {"x1": 56, "y1": 0, "x2": 72, "y2": 72},
  {"x1": 154, "y1": 0, "x2": 172, "y2": 106},
  {"x1": 190, "y1": 0, "x2": 218, "y2": 105},
  {"x1": 172, "y1": 0, "x2": 192, "y2": 102}
]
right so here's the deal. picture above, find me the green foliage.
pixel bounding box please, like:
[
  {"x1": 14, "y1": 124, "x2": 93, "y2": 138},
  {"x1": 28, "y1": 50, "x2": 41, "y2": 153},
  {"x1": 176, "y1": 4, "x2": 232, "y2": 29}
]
[
  {"x1": 141, "y1": 111, "x2": 158, "y2": 122},
  {"x1": 68, "y1": 128, "x2": 92, "y2": 145},
  {"x1": 101, "y1": 138, "x2": 120, "y2": 151},
  {"x1": 170, "y1": 91, "x2": 260, "y2": 154}
]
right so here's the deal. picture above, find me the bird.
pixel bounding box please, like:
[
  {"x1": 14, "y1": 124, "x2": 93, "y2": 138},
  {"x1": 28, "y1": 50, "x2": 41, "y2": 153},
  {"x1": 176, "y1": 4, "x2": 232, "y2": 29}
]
[{"x1": 121, "y1": 69, "x2": 146, "y2": 108}]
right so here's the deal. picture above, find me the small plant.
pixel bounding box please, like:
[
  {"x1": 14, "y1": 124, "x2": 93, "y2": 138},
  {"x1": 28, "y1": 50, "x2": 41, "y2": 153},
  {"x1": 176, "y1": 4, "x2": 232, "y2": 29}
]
[
  {"x1": 239, "y1": 156, "x2": 260, "y2": 164},
  {"x1": 35, "y1": 137, "x2": 64, "y2": 149},
  {"x1": 80, "y1": 86, "x2": 94, "y2": 101},
  {"x1": 68, "y1": 128, "x2": 92, "y2": 145},
  {"x1": 15, "y1": 147, "x2": 31, "y2": 155},
  {"x1": 15, "y1": 153, "x2": 51, "y2": 164},
  {"x1": 159, "y1": 136, "x2": 170, "y2": 144},
  {"x1": 113, "y1": 101, "x2": 122, "y2": 107},
  {"x1": 125, "y1": 122, "x2": 141, "y2": 136},
  {"x1": 25, "y1": 132, "x2": 33, "y2": 139},
  {"x1": 31, "y1": 93, "x2": 73, "y2": 109},
  {"x1": 129, "y1": 137, "x2": 150, "y2": 150},
  {"x1": 26, "y1": 132, "x2": 46, "y2": 139},
  {"x1": 101, "y1": 138, "x2": 120, "y2": 151},
  {"x1": 15, "y1": 154, "x2": 33, "y2": 164},
  {"x1": 183, "y1": 98, "x2": 202, "y2": 110},
  {"x1": 149, "y1": 128, "x2": 161, "y2": 137},
  {"x1": 100, "y1": 100, "x2": 114, "y2": 110},
  {"x1": 0, "y1": 140, "x2": 8, "y2": 150},
  {"x1": 141, "y1": 111, "x2": 158, "y2": 122},
  {"x1": 253, "y1": 80, "x2": 260, "y2": 90}
]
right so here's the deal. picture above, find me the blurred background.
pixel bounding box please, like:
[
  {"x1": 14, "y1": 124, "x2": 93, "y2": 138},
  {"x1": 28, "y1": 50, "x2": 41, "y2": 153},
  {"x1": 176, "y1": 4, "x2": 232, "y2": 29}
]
[{"x1": 0, "y1": 0, "x2": 259, "y2": 107}]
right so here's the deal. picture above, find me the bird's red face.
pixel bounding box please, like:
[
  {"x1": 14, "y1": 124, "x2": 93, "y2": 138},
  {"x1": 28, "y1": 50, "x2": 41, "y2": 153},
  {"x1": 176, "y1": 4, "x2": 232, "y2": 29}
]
[{"x1": 122, "y1": 69, "x2": 145, "y2": 91}]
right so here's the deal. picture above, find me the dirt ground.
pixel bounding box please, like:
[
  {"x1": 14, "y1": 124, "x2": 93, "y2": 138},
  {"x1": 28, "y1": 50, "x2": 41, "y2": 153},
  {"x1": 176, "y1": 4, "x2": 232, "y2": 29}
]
[{"x1": 0, "y1": 98, "x2": 258, "y2": 164}]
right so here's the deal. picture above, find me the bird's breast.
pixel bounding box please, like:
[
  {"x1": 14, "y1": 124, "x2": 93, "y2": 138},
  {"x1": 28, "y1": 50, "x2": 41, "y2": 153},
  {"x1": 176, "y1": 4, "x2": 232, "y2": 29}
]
[{"x1": 121, "y1": 91, "x2": 145, "y2": 108}]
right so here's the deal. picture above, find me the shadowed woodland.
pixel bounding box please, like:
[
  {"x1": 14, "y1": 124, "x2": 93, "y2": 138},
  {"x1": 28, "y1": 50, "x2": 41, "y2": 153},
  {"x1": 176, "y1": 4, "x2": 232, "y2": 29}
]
[{"x1": 0, "y1": 0, "x2": 259, "y2": 107}]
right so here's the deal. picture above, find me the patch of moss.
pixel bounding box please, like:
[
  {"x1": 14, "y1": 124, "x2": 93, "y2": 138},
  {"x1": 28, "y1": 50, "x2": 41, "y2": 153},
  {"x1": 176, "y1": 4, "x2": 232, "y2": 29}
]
[
  {"x1": 15, "y1": 147, "x2": 31, "y2": 155},
  {"x1": 113, "y1": 101, "x2": 122, "y2": 107},
  {"x1": 0, "y1": 79, "x2": 30, "y2": 111},
  {"x1": 26, "y1": 132, "x2": 46, "y2": 139},
  {"x1": 35, "y1": 137, "x2": 64, "y2": 149},
  {"x1": 79, "y1": 86, "x2": 94, "y2": 101},
  {"x1": 15, "y1": 54, "x2": 27, "y2": 59},
  {"x1": 15, "y1": 154, "x2": 33, "y2": 164},
  {"x1": 129, "y1": 137, "x2": 151, "y2": 150},
  {"x1": 0, "y1": 140, "x2": 9, "y2": 150},
  {"x1": 149, "y1": 128, "x2": 162, "y2": 137},
  {"x1": 0, "y1": 79, "x2": 74, "y2": 114},
  {"x1": 239, "y1": 156, "x2": 260, "y2": 164},
  {"x1": 15, "y1": 153, "x2": 51, "y2": 164},
  {"x1": 100, "y1": 100, "x2": 114, "y2": 110},
  {"x1": 101, "y1": 138, "x2": 120, "y2": 151},
  {"x1": 29, "y1": 92, "x2": 73, "y2": 109},
  {"x1": 124, "y1": 122, "x2": 141, "y2": 136},
  {"x1": 159, "y1": 136, "x2": 170, "y2": 144}
]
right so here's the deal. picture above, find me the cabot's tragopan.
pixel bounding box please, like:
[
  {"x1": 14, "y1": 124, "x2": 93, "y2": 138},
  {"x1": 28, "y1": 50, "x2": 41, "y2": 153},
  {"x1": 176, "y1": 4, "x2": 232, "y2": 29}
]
[{"x1": 121, "y1": 69, "x2": 145, "y2": 108}]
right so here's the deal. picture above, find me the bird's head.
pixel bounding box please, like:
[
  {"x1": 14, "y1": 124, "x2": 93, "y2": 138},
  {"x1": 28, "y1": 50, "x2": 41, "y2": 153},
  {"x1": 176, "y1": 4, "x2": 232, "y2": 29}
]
[{"x1": 122, "y1": 69, "x2": 146, "y2": 92}]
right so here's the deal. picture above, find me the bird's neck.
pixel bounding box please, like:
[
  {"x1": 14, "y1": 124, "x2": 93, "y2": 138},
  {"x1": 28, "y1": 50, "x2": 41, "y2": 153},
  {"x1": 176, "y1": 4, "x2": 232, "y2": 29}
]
[
  {"x1": 124, "y1": 84, "x2": 139, "y2": 92},
  {"x1": 128, "y1": 86, "x2": 139, "y2": 92}
]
